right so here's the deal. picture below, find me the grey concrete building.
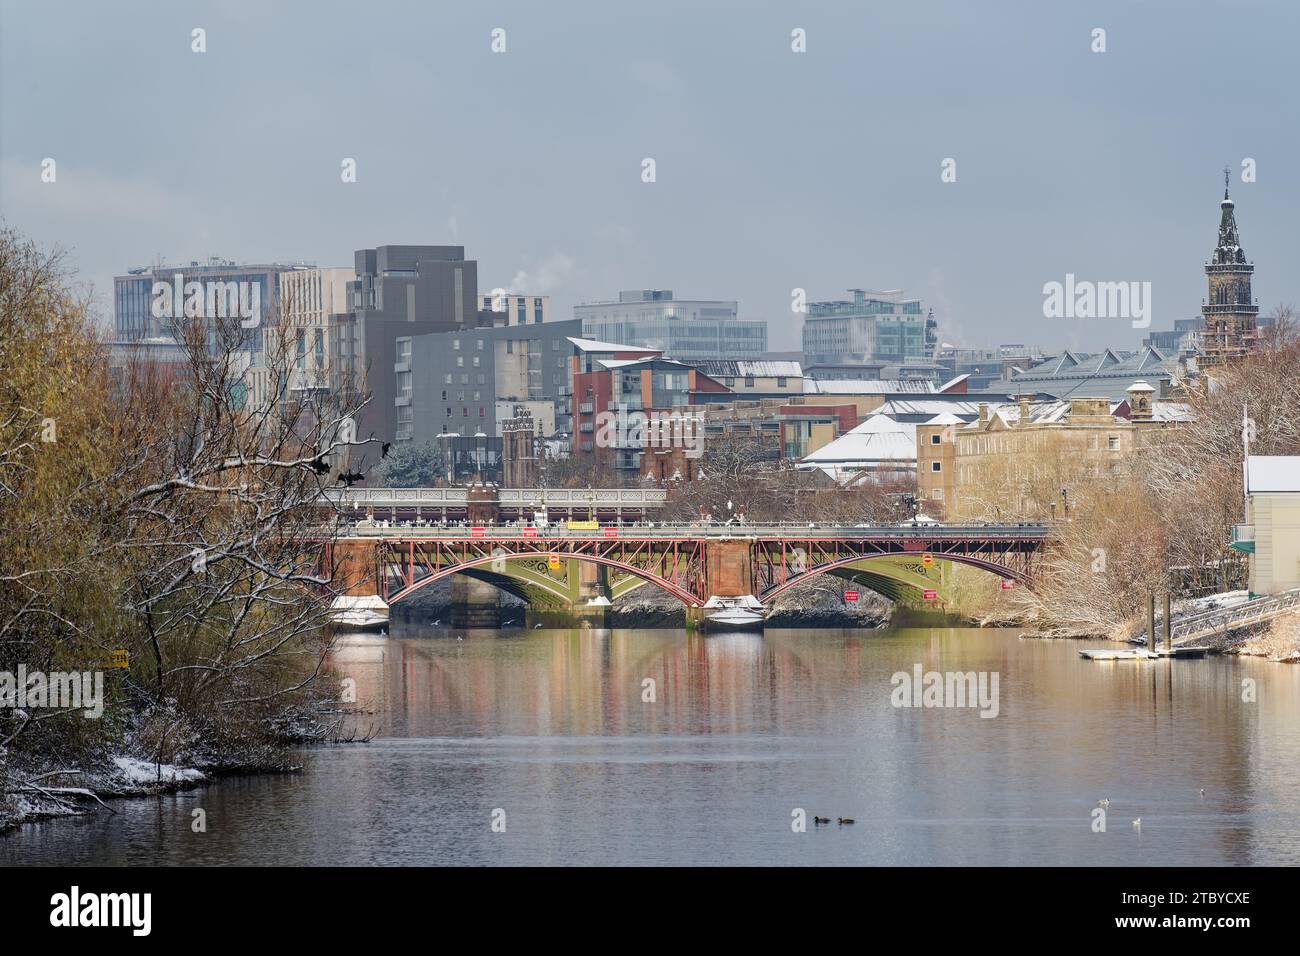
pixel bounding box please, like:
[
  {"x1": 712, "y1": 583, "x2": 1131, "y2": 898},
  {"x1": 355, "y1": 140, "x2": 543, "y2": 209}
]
[
  {"x1": 331, "y1": 245, "x2": 480, "y2": 451},
  {"x1": 403, "y1": 318, "x2": 583, "y2": 449}
]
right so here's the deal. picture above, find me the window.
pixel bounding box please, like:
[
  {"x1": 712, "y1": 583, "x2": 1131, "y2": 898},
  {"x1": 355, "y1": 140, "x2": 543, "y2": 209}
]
[
  {"x1": 441, "y1": 390, "x2": 447, "y2": 400},
  {"x1": 931, "y1": 462, "x2": 942, "y2": 472},
  {"x1": 931, "y1": 434, "x2": 941, "y2": 444},
  {"x1": 456, "y1": 356, "x2": 464, "y2": 367},
  {"x1": 1108, "y1": 435, "x2": 1121, "y2": 451},
  {"x1": 476, "y1": 339, "x2": 484, "y2": 350},
  {"x1": 453, "y1": 338, "x2": 461, "y2": 350},
  {"x1": 745, "y1": 376, "x2": 755, "y2": 388},
  {"x1": 776, "y1": 377, "x2": 787, "y2": 387},
  {"x1": 479, "y1": 407, "x2": 485, "y2": 418},
  {"x1": 463, "y1": 408, "x2": 468, "y2": 417},
  {"x1": 932, "y1": 488, "x2": 944, "y2": 500},
  {"x1": 443, "y1": 373, "x2": 452, "y2": 385},
  {"x1": 472, "y1": 355, "x2": 480, "y2": 367},
  {"x1": 506, "y1": 340, "x2": 513, "y2": 353}
]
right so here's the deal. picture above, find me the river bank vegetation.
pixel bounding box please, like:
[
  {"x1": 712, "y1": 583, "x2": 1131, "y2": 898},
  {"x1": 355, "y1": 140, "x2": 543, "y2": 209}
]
[
  {"x1": 988, "y1": 310, "x2": 1300, "y2": 640},
  {"x1": 1, "y1": 227, "x2": 363, "y2": 829}
]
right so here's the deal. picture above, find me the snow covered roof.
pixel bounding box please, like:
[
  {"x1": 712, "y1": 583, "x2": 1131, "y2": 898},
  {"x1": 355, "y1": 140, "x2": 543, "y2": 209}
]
[
  {"x1": 803, "y1": 379, "x2": 936, "y2": 395},
  {"x1": 925, "y1": 412, "x2": 967, "y2": 425},
  {"x1": 799, "y1": 415, "x2": 918, "y2": 467},
  {"x1": 1150, "y1": 401, "x2": 1195, "y2": 423},
  {"x1": 1247, "y1": 456, "x2": 1300, "y2": 493},
  {"x1": 872, "y1": 399, "x2": 984, "y2": 420},
  {"x1": 566, "y1": 336, "x2": 661, "y2": 355},
  {"x1": 686, "y1": 359, "x2": 803, "y2": 378}
]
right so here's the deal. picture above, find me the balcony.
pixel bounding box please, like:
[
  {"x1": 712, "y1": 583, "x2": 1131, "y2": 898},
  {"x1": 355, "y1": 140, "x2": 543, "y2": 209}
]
[{"x1": 1231, "y1": 524, "x2": 1255, "y2": 554}]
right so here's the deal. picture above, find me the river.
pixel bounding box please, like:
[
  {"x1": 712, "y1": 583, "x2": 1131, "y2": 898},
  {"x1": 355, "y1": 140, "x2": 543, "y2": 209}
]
[{"x1": 4, "y1": 624, "x2": 1299, "y2": 866}]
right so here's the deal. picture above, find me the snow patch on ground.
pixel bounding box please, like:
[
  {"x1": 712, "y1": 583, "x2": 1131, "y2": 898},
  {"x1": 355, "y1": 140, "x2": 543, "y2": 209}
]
[{"x1": 112, "y1": 756, "x2": 206, "y2": 787}]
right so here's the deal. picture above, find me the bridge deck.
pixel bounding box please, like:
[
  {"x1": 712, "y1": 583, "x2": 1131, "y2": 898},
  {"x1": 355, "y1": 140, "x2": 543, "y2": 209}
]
[{"x1": 328, "y1": 522, "x2": 1049, "y2": 541}]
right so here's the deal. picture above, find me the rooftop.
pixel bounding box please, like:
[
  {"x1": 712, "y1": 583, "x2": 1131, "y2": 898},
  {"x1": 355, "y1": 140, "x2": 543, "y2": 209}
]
[{"x1": 1247, "y1": 457, "x2": 1300, "y2": 493}]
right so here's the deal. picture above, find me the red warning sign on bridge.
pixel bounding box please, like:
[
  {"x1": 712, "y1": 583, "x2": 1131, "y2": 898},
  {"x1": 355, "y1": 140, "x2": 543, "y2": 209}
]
[
  {"x1": 603, "y1": 527, "x2": 618, "y2": 539},
  {"x1": 844, "y1": 590, "x2": 860, "y2": 602},
  {"x1": 923, "y1": 589, "x2": 938, "y2": 601},
  {"x1": 1000, "y1": 579, "x2": 1015, "y2": 590},
  {"x1": 522, "y1": 527, "x2": 538, "y2": 538},
  {"x1": 470, "y1": 527, "x2": 485, "y2": 538}
]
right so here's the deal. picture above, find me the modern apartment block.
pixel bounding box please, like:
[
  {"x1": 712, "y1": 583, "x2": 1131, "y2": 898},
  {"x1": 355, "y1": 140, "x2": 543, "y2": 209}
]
[
  {"x1": 802, "y1": 289, "x2": 938, "y2": 365},
  {"x1": 569, "y1": 336, "x2": 730, "y2": 476},
  {"x1": 331, "y1": 245, "x2": 480, "y2": 450},
  {"x1": 279, "y1": 266, "x2": 355, "y2": 394},
  {"x1": 575, "y1": 290, "x2": 767, "y2": 360},
  {"x1": 401, "y1": 318, "x2": 582, "y2": 447},
  {"x1": 479, "y1": 290, "x2": 552, "y2": 326}
]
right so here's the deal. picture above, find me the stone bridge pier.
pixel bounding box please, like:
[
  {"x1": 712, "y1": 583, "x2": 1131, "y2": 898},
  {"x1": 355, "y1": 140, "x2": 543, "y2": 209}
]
[{"x1": 685, "y1": 539, "x2": 757, "y2": 628}]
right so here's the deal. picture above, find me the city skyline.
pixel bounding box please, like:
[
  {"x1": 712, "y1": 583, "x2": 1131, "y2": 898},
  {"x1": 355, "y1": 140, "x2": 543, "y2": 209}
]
[{"x1": 3, "y1": 0, "x2": 1298, "y2": 352}]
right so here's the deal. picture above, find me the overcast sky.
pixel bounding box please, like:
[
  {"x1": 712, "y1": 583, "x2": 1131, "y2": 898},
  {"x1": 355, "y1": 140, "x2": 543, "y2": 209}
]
[{"x1": 3, "y1": 0, "x2": 1297, "y2": 352}]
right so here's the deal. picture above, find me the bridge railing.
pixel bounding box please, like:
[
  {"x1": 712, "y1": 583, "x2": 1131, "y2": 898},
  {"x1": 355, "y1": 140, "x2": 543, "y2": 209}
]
[
  {"x1": 1136, "y1": 587, "x2": 1300, "y2": 645},
  {"x1": 1171, "y1": 588, "x2": 1300, "y2": 642},
  {"x1": 326, "y1": 521, "x2": 1049, "y2": 540}
]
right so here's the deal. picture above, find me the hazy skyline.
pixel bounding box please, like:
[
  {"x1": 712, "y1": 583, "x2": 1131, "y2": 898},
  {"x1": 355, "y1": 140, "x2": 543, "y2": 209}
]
[{"x1": 3, "y1": 0, "x2": 1297, "y2": 352}]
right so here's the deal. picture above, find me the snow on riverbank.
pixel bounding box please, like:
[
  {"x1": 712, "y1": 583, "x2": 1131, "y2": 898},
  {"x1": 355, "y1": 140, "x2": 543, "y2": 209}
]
[
  {"x1": 111, "y1": 756, "x2": 206, "y2": 788},
  {"x1": 1, "y1": 754, "x2": 208, "y2": 833}
]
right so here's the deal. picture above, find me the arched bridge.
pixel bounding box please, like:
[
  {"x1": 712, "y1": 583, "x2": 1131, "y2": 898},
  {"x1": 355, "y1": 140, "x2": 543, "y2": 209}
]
[{"x1": 321, "y1": 523, "x2": 1047, "y2": 613}]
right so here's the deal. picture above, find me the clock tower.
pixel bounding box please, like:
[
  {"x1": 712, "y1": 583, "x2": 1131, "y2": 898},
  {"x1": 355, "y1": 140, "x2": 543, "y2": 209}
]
[{"x1": 1201, "y1": 169, "x2": 1258, "y2": 365}]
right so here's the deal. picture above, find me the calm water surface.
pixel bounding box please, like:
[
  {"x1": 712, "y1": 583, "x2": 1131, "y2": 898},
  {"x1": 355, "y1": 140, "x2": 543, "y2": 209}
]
[{"x1": 5, "y1": 625, "x2": 1299, "y2": 866}]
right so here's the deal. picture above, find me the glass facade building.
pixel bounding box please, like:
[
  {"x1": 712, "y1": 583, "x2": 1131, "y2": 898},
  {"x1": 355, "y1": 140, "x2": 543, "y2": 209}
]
[
  {"x1": 802, "y1": 289, "x2": 937, "y2": 365},
  {"x1": 575, "y1": 290, "x2": 767, "y2": 360}
]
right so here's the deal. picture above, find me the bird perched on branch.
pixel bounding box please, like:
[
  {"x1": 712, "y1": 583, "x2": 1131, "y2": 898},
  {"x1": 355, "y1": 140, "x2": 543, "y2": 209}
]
[
  {"x1": 337, "y1": 470, "x2": 365, "y2": 487},
  {"x1": 309, "y1": 454, "x2": 330, "y2": 475},
  {"x1": 382, "y1": 441, "x2": 392, "y2": 458}
]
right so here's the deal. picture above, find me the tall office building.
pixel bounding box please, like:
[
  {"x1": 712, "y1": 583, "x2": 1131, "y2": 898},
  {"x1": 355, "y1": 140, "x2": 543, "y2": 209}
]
[
  {"x1": 331, "y1": 245, "x2": 480, "y2": 449},
  {"x1": 802, "y1": 289, "x2": 937, "y2": 365},
  {"x1": 574, "y1": 290, "x2": 766, "y2": 360}
]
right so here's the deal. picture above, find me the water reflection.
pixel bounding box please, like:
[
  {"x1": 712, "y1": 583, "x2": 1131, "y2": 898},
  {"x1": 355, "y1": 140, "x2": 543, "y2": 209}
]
[{"x1": 4, "y1": 625, "x2": 1299, "y2": 866}]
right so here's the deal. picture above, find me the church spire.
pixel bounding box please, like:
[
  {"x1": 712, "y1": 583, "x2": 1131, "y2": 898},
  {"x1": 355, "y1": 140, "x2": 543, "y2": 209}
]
[
  {"x1": 1214, "y1": 165, "x2": 1244, "y2": 263},
  {"x1": 1202, "y1": 169, "x2": 1258, "y2": 365}
]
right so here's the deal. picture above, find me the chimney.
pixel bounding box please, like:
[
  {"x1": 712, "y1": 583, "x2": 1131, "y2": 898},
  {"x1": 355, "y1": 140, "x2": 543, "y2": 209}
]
[
  {"x1": 978, "y1": 402, "x2": 989, "y2": 428},
  {"x1": 1017, "y1": 394, "x2": 1033, "y2": 426}
]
